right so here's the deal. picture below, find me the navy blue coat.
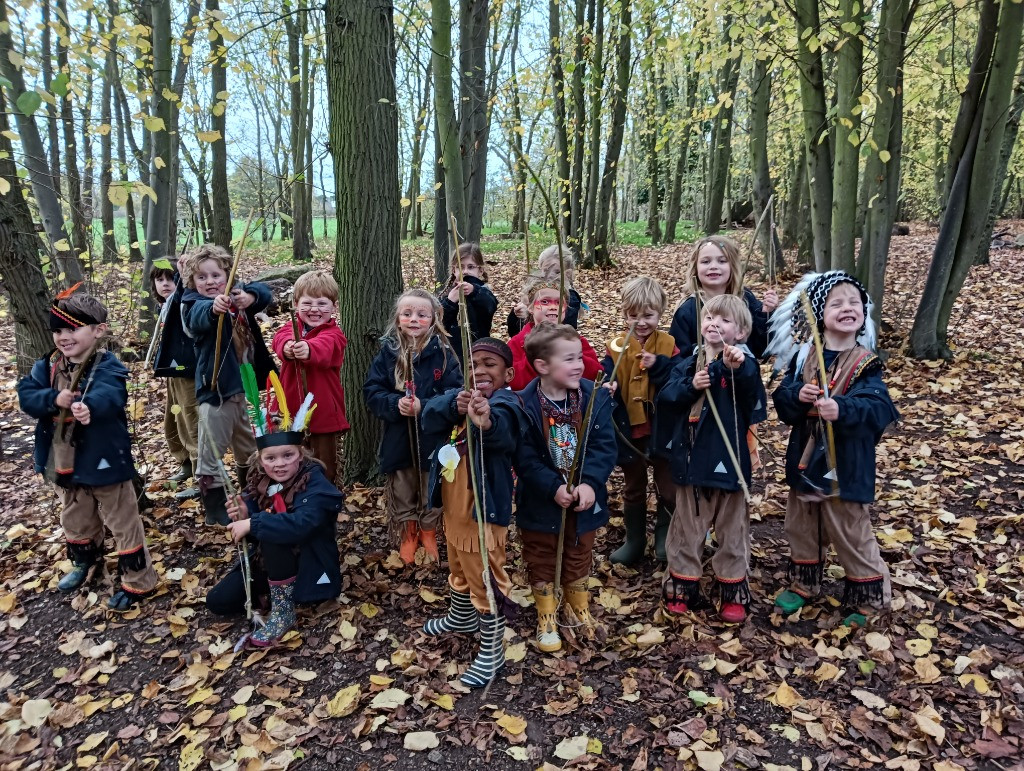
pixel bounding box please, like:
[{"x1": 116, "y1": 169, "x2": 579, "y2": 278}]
[
  {"x1": 241, "y1": 463, "x2": 343, "y2": 603},
  {"x1": 506, "y1": 287, "x2": 582, "y2": 337},
  {"x1": 773, "y1": 350, "x2": 899, "y2": 504},
  {"x1": 440, "y1": 275, "x2": 498, "y2": 364},
  {"x1": 513, "y1": 379, "x2": 616, "y2": 535},
  {"x1": 153, "y1": 277, "x2": 196, "y2": 378},
  {"x1": 669, "y1": 288, "x2": 772, "y2": 359},
  {"x1": 181, "y1": 282, "x2": 276, "y2": 406},
  {"x1": 421, "y1": 387, "x2": 522, "y2": 527},
  {"x1": 362, "y1": 336, "x2": 464, "y2": 474},
  {"x1": 18, "y1": 351, "x2": 136, "y2": 487},
  {"x1": 656, "y1": 352, "x2": 761, "y2": 491}
]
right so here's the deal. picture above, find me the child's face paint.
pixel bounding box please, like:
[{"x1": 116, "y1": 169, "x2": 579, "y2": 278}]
[
  {"x1": 536, "y1": 338, "x2": 584, "y2": 390},
  {"x1": 154, "y1": 275, "x2": 176, "y2": 300},
  {"x1": 701, "y1": 311, "x2": 743, "y2": 346},
  {"x1": 397, "y1": 297, "x2": 434, "y2": 339},
  {"x1": 296, "y1": 294, "x2": 336, "y2": 328},
  {"x1": 259, "y1": 445, "x2": 303, "y2": 483},
  {"x1": 53, "y1": 323, "x2": 106, "y2": 364},
  {"x1": 530, "y1": 288, "x2": 562, "y2": 326},
  {"x1": 194, "y1": 259, "x2": 228, "y2": 298},
  {"x1": 624, "y1": 308, "x2": 661, "y2": 342},
  {"x1": 459, "y1": 256, "x2": 482, "y2": 280},
  {"x1": 695, "y1": 243, "x2": 731, "y2": 293},
  {"x1": 822, "y1": 283, "x2": 864, "y2": 337},
  {"x1": 470, "y1": 350, "x2": 512, "y2": 397}
]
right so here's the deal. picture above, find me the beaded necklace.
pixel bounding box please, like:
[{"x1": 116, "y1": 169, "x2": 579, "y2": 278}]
[{"x1": 539, "y1": 387, "x2": 581, "y2": 475}]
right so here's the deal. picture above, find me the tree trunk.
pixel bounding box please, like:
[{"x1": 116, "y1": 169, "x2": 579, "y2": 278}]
[
  {"x1": 508, "y1": 0, "x2": 528, "y2": 238},
  {"x1": 207, "y1": 0, "x2": 232, "y2": 249},
  {"x1": 664, "y1": 63, "x2": 697, "y2": 244},
  {"x1": 403, "y1": 61, "x2": 431, "y2": 240},
  {"x1": 285, "y1": 1, "x2": 311, "y2": 261},
  {"x1": 459, "y1": 0, "x2": 489, "y2": 243},
  {"x1": 910, "y1": 0, "x2": 1023, "y2": 359},
  {"x1": 0, "y1": 0, "x2": 83, "y2": 284},
  {"x1": 41, "y1": 0, "x2": 61, "y2": 193},
  {"x1": 830, "y1": 0, "x2": 863, "y2": 272},
  {"x1": 0, "y1": 108, "x2": 52, "y2": 374},
  {"x1": 592, "y1": 0, "x2": 631, "y2": 267},
  {"x1": 325, "y1": 0, "x2": 403, "y2": 483},
  {"x1": 112, "y1": 60, "x2": 143, "y2": 263},
  {"x1": 859, "y1": 0, "x2": 914, "y2": 324},
  {"x1": 580, "y1": 0, "x2": 604, "y2": 261},
  {"x1": 702, "y1": 21, "x2": 740, "y2": 235},
  {"x1": 54, "y1": 0, "x2": 90, "y2": 258},
  {"x1": 750, "y1": 52, "x2": 783, "y2": 274},
  {"x1": 793, "y1": 0, "x2": 833, "y2": 269},
  {"x1": 434, "y1": 115, "x2": 449, "y2": 283},
  {"x1": 567, "y1": 0, "x2": 588, "y2": 245},
  {"x1": 100, "y1": 10, "x2": 116, "y2": 263},
  {"x1": 432, "y1": 0, "x2": 467, "y2": 237},
  {"x1": 549, "y1": 0, "x2": 571, "y2": 239}
]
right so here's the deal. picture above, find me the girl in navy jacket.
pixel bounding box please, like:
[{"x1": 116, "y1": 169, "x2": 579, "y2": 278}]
[
  {"x1": 363, "y1": 288, "x2": 463, "y2": 564},
  {"x1": 439, "y1": 243, "x2": 498, "y2": 366}
]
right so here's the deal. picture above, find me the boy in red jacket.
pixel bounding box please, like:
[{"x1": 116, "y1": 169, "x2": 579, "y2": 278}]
[
  {"x1": 508, "y1": 275, "x2": 601, "y2": 391},
  {"x1": 272, "y1": 270, "x2": 348, "y2": 485}
]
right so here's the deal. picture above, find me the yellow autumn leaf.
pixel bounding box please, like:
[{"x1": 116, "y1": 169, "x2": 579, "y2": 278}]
[
  {"x1": 770, "y1": 681, "x2": 803, "y2": 708},
  {"x1": 431, "y1": 694, "x2": 454, "y2": 710},
  {"x1": 0, "y1": 177, "x2": 10, "y2": 195},
  {"x1": 326, "y1": 684, "x2": 361, "y2": 718},
  {"x1": 77, "y1": 731, "x2": 108, "y2": 753},
  {"x1": 142, "y1": 115, "x2": 165, "y2": 132},
  {"x1": 418, "y1": 587, "x2": 442, "y2": 603},
  {"x1": 905, "y1": 638, "x2": 932, "y2": 656},
  {"x1": 957, "y1": 673, "x2": 990, "y2": 694},
  {"x1": 227, "y1": 704, "x2": 247, "y2": 721},
  {"x1": 359, "y1": 602, "x2": 379, "y2": 618},
  {"x1": 197, "y1": 130, "x2": 222, "y2": 143},
  {"x1": 496, "y1": 713, "x2": 527, "y2": 735}
]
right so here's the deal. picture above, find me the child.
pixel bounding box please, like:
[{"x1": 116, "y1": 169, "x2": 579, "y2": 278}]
[
  {"x1": 208, "y1": 416, "x2": 343, "y2": 648},
  {"x1": 439, "y1": 243, "x2": 498, "y2": 365},
  {"x1": 769, "y1": 271, "x2": 899, "y2": 618},
  {"x1": 602, "y1": 277, "x2": 678, "y2": 565},
  {"x1": 420, "y1": 338, "x2": 521, "y2": 687},
  {"x1": 508, "y1": 274, "x2": 601, "y2": 391},
  {"x1": 272, "y1": 270, "x2": 349, "y2": 486},
  {"x1": 654, "y1": 295, "x2": 762, "y2": 622},
  {"x1": 151, "y1": 258, "x2": 200, "y2": 500},
  {"x1": 181, "y1": 244, "x2": 276, "y2": 525},
  {"x1": 18, "y1": 289, "x2": 158, "y2": 610},
  {"x1": 363, "y1": 289, "x2": 463, "y2": 564},
  {"x1": 507, "y1": 244, "x2": 585, "y2": 337},
  {"x1": 514, "y1": 324, "x2": 616, "y2": 652},
  {"x1": 669, "y1": 236, "x2": 778, "y2": 358}
]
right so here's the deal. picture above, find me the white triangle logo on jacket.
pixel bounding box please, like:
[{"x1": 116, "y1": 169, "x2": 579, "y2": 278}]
[
  {"x1": 713, "y1": 461, "x2": 727, "y2": 474},
  {"x1": 97, "y1": 458, "x2": 111, "y2": 470},
  {"x1": 316, "y1": 572, "x2": 330, "y2": 585}
]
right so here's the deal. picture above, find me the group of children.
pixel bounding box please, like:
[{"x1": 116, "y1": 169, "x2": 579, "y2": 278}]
[{"x1": 18, "y1": 233, "x2": 899, "y2": 688}]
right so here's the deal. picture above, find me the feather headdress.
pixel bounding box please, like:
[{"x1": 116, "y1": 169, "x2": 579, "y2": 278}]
[
  {"x1": 765, "y1": 271, "x2": 876, "y2": 373},
  {"x1": 251, "y1": 371, "x2": 317, "y2": 449}
]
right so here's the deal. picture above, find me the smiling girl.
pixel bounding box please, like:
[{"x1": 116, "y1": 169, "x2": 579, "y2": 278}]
[
  {"x1": 363, "y1": 289, "x2": 463, "y2": 564},
  {"x1": 439, "y1": 243, "x2": 498, "y2": 366}
]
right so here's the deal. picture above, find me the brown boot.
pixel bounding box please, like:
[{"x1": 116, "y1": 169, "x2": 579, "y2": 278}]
[
  {"x1": 563, "y1": 579, "x2": 599, "y2": 640},
  {"x1": 533, "y1": 583, "x2": 562, "y2": 652},
  {"x1": 399, "y1": 521, "x2": 420, "y2": 565}
]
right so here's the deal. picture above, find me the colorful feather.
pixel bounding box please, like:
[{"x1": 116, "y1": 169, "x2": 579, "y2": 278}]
[
  {"x1": 240, "y1": 363, "x2": 265, "y2": 435},
  {"x1": 55, "y1": 281, "x2": 84, "y2": 300},
  {"x1": 290, "y1": 392, "x2": 314, "y2": 431},
  {"x1": 268, "y1": 371, "x2": 291, "y2": 429}
]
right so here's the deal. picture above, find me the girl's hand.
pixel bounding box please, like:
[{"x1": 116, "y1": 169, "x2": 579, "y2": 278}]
[
  {"x1": 226, "y1": 519, "x2": 251, "y2": 543},
  {"x1": 447, "y1": 285, "x2": 462, "y2": 303},
  {"x1": 574, "y1": 483, "x2": 596, "y2": 511},
  {"x1": 226, "y1": 494, "x2": 248, "y2": 522},
  {"x1": 455, "y1": 389, "x2": 472, "y2": 415},
  {"x1": 55, "y1": 389, "x2": 78, "y2": 409},
  {"x1": 70, "y1": 401, "x2": 91, "y2": 425},
  {"x1": 468, "y1": 390, "x2": 491, "y2": 429},
  {"x1": 213, "y1": 294, "x2": 232, "y2": 314},
  {"x1": 460, "y1": 281, "x2": 475, "y2": 296},
  {"x1": 722, "y1": 344, "x2": 744, "y2": 369},
  {"x1": 292, "y1": 341, "x2": 310, "y2": 361},
  {"x1": 230, "y1": 289, "x2": 255, "y2": 310},
  {"x1": 814, "y1": 397, "x2": 839, "y2": 421},
  {"x1": 554, "y1": 485, "x2": 574, "y2": 508},
  {"x1": 762, "y1": 289, "x2": 779, "y2": 313},
  {"x1": 639, "y1": 351, "x2": 656, "y2": 369},
  {"x1": 512, "y1": 301, "x2": 528, "y2": 320},
  {"x1": 692, "y1": 368, "x2": 711, "y2": 390},
  {"x1": 799, "y1": 382, "x2": 823, "y2": 404},
  {"x1": 399, "y1": 395, "x2": 422, "y2": 416}
]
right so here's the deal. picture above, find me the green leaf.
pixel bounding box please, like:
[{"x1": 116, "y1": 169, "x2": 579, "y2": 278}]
[
  {"x1": 51, "y1": 72, "x2": 70, "y2": 97},
  {"x1": 15, "y1": 91, "x2": 41, "y2": 117},
  {"x1": 878, "y1": 150, "x2": 891, "y2": 163}
]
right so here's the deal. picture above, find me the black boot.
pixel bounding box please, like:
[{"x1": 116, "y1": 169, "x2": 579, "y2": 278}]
[
  {"x1": 58, "y1": 541, "x2": 98, "y2": 592},
  {"x1": 654, "y1": 497, "x2": 672, "y2": 562},
  {"x1": 460, "y1": 612, "x2": 506, "y2": 688},
  {"x1": 610, "y1": 505, "x2": 647, "y2": 565},
  {"x1": 202, "y1": 486, "x2": 230, "y2": 525},
  {"x1": 169, "y1": 459, "x2": 193, "y2": 483}
]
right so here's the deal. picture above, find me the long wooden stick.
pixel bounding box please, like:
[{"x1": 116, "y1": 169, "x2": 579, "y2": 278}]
[
  {"x1": 211, "y1": 210, "x2": 255, "y2": 389},
  {"x1": 799, "y1": 291, "x2": 839, "y2": 496},
  {"x1": 741, "y1": 193, "x2": 775, "y2": 278},
  {"x1": 513, "y1": 150, "x2": 567, "y2": 319},
  {"x1": 57, "y1": 342, "x2": 101, "y2": 442},
  {"x1": 449, "y1": 215, "x2": 498, "y2": 618},
  {"x1": 289, "y1": 307, "x2": 308, "y2": 395}
]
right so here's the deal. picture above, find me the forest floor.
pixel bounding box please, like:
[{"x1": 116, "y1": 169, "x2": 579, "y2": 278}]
[{"x1": 1, "y1": 224, "x2": 1023, "y2": 771}]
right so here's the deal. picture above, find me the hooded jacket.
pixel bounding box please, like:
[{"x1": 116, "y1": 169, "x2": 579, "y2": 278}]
[
  {"x1": 670, "y1": 288, "x2": 772, "y2": 360},
  {"x1": 272, "y1": 318, "x2": 349, "y2": 434}
]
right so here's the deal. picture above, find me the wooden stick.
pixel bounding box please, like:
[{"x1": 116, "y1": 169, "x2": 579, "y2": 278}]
[
  {"x1": 57, "y1": 342, "x2": 101, "y2": 442},
  {"x1": 741, "y1": 194, "x2": 774, "y2": 279},
  {"x1": 211, "y1": 210, "x2": 255, "y2": 389},
  {"x1": 799, "y1": 291, "x2": 839, "y2": 496},
  {"x1": 289, "y1": 307, "x2": 308, "y2": 395}
]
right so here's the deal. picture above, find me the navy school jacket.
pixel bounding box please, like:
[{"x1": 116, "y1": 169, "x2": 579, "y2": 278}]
[
  {"x1": 670, "y1": 288, "x2": 772, "y2": 360},
  {"x1": 241, "y1": 463, "x2": 343, "y2": 604},
  {"x1": 773, "y1": 350, "x2": 899, "y2": 504},
  {"x1": 655, "y1": 351, "x2": 762, "y2": 491},
  {"x1": 181, "y1": 282, "x2": 276, "y2": 406},
  {"x1": 421, "y1": 387, "x2": 523, "y2": 528},
  {"x1": 440, "y1": 275, "x2": 498, "y2": 365},
  {"x1": 512, "y1": 378, "x2": 616, "y2": 535},
  {"x1": 18, "y1": 350, "x2": 136, "y2": 487},
  {"x1": 362, "y1": 336, "x2": 463, "y2": 474},
  {"x1": 152, "y1": 277, "x2": 196, "y2": 379}
]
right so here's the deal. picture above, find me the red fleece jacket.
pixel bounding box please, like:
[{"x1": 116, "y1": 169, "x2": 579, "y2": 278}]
[
  {"x1": 272, "y1": 318, "x2": 349, "y2": 433},
  {"x1": 507, "y1": 322, "x2": 602, "y2": 391}
]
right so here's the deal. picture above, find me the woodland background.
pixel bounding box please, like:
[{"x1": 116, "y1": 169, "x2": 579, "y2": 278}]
[{"x1": 0, "y1": 0, "x2": 1022, "y2": 769}]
